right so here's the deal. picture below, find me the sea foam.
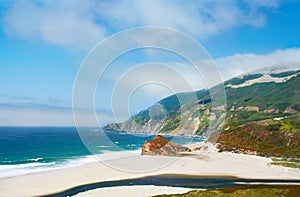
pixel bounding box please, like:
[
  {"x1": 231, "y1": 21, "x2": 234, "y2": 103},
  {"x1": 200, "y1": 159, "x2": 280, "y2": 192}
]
[{"x1": 0, "y1": 150, "x2": 141, "y2": 178}]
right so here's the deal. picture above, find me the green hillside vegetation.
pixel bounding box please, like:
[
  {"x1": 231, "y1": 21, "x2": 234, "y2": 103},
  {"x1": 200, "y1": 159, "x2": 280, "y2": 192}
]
[
  {"x1": 217, "y1": 71, "x2": 300, "y2": 159},
  {"x1": 131, "y1": 90, "x2": 209, "y2": 126},
  {"x1": 224, "y1": 74, "x2": 300, "y2": 128},
  {"x1": 270, "y1": 69, "x2": 300, "y2": 78},
  {"x1": 218, "y1": 113, "x2": 300, "y2": 158},
  {"x1": 226, "y1": 75, "x2": 299, "y2": 110},
  {"x1": 152, "y1": 185, "x2": 300, "y2": 197}
]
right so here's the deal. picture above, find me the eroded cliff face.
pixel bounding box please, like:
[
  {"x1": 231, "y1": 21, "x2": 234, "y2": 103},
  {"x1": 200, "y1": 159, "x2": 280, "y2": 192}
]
[
  {"x1": 104, "y1": 103, "x2": 168, "y2": 133},
  {"x1": 104, "y1": 116, "x2": 165, "y2": 134},
  {"x1": 103, "y1": 102, "x2": 218, "y2": 136}
]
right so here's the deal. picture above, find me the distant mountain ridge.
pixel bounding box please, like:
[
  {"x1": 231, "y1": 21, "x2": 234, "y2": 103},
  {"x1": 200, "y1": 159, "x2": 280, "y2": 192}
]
[{"x1": 104, "y1": 66, "x2": 300, "y2": 137}]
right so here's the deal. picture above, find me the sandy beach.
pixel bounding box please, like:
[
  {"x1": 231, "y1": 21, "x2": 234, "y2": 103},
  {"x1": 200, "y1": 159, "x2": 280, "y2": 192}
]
[
  {"x1": 75, "y1": 186, "x2": 193, "y2": 197},
  {"x1": 1, "y1": 151, "x2": 300, "y2": 197}
]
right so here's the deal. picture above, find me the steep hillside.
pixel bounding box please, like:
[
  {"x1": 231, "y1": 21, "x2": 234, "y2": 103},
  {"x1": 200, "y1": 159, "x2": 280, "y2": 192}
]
[
  {"x1": 104, "y1": 67, "x2": 300, "y2": 138},
  {"x1": 217, "y1": 113, "x2": 300, "y2": 158},
  {"x1": 224, "y1": 71, "x2": 300, "y2": 130},
  {"x1": 104, "y1": 89, "x2": 213, "y2": 135}
]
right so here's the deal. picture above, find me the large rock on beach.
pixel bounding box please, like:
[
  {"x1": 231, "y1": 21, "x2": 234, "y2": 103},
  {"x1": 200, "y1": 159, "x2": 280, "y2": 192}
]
[{"x1": 142, "y1": 135, "x2": 191, "y2": 156}]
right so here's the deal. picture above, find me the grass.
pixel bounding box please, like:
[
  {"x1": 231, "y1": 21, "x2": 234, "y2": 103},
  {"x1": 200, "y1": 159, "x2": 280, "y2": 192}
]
[
  {"x1": 270, "y1": 157, "x2": 300, "y2": 169},
  {"x1": 271, "y1": 161, "x2": 300, "y2": 168},
  {"x1": 270, "y1": 70, "x2": 300, "y2": 78},
  {"x1": 217, "y1": 116, "x2": 300, "y2": 159},
  {"x1": 152, "y1": 185, "x2": 300, "y2": 197}
]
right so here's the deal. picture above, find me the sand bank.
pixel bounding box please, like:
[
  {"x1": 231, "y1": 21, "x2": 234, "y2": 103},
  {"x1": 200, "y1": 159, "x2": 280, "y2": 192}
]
[{"x1": 75, "y1": 186, "x2": 193, "y2": 197}]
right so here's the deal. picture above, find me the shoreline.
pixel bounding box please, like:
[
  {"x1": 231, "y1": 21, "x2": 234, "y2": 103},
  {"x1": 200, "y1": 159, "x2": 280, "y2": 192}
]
[
  {"x1": 1, "y1": 151, "x2": 300, "y2": 197},
  {"x1": 0, "y1": 149, "x2": 143, "y2": 179},
  {"x1": 0, "y1": 133, "x2": 203, "y2": 179}
]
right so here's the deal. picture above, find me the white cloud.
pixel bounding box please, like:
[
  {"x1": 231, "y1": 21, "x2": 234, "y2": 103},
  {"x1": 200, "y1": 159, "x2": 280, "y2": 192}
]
[
  {"x1": 2, "y1": 0, "x2": 106, "y2": 50},
  {"x1": 2, "y1": 0, "x2": 280, "y2": 50},
  {"x1": 215, "y1": 48, "x2": 300, "y2": 80},
  {"x1": 246, "y1": 0, "x2": 280, "y2": 9},
  {"x1": 96, "y1": 0, "x2": 279, "y2": 38}
]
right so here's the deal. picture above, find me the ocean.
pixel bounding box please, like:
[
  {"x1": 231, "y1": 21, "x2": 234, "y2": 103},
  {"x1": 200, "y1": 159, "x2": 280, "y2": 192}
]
[{"x1": 0, "y1": 127, "x2": 203, "y2": 178}]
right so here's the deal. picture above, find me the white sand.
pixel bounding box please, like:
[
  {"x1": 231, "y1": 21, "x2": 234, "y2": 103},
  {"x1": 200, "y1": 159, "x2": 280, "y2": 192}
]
[
  {"x1": 75, "y1": 186, "x2": 193, "y2": 197},
  {"x1": 0, "y1": 151, "x2": 299, "y2": 197}
]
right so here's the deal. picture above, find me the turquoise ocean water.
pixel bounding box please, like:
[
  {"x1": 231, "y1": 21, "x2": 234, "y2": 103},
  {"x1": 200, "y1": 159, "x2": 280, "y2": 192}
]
[{"x1": 0, "y1": 127, "x2": 203, "y2": 178}]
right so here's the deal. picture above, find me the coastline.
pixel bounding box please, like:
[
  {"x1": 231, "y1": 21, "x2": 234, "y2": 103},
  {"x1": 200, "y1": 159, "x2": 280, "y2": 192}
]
[{"x1": 1, "y1": 151, "x2": 300, "y2": 197}]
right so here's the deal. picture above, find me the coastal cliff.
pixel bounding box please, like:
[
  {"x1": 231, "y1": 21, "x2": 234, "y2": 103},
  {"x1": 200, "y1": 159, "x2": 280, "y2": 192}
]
[{"x1": 104, "y1": 67, "x2": 300, "y2": 158}]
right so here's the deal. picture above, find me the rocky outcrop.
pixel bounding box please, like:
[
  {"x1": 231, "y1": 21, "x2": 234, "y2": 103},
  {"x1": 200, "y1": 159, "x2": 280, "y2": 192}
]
[
  {"x1": 141, "y1": 135, "x2": 191, "y2": 156},
  {"x1": 264, "y1": 108, "x2": 279, "y2": 114},
  {"x1": 103, "y1": 123, "x2": 124, "y2": 132},
  {"x1": 188, "y1": 143, "x2": 202, "y2": 151},
  {"x1": 237, "y1": 106, "x2": 260, "y2": 112},
  {"x1": 284, "y1": 107, "x2": 297, "y2": 114}
]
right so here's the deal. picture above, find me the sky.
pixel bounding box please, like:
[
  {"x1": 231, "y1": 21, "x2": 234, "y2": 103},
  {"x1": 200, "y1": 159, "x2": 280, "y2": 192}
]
[{"x1": 0, "y1": 0, "x2": 300, "y2": 126}]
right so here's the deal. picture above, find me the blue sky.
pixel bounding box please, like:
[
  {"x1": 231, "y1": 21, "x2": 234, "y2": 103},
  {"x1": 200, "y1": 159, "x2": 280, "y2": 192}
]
[{"x1": 0, "y1": 0, "x2": 300, "y2": 126}]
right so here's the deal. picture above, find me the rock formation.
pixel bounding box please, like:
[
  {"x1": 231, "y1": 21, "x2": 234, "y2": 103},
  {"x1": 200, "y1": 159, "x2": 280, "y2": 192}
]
[
  {"x1": 284, "y1": 107, "x2": 297, "y2": 114},
  {"x1": 264, "y1": 108, "x2": 279, "y2": 114},
  {"x1": 141, "y1": 135, "x2": 191, "y2": 156},
  {"x1": 237, "y1": 106, "x2": 260, "y2": 112}
]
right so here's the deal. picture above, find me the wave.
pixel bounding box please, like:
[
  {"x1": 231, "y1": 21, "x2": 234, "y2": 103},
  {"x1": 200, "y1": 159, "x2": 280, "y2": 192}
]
[
  {"x1": 127, "y1": 144, "x2": 137, "y2": 147},
  {"x1": 0, "y1": 161, "x2": 56, "y2": 170},
  {"x1": 0, "y1": 162, "x2": 56, "y2": 178},
  {"x1": 28, "y1": 157, "x2": 44, "y2": 162},
  {"x1": 0, "y1": 156, "x2": 97, "y2": 178},
  {"x1": 0, "y1": 158, "x2": 48, "y2": 165},
  {"x1": 97, "y1": 145, "x2": 111, "y2": 148},
  {"x1": 0, "y1": 150, "x2": 141, "y2": 178}
]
